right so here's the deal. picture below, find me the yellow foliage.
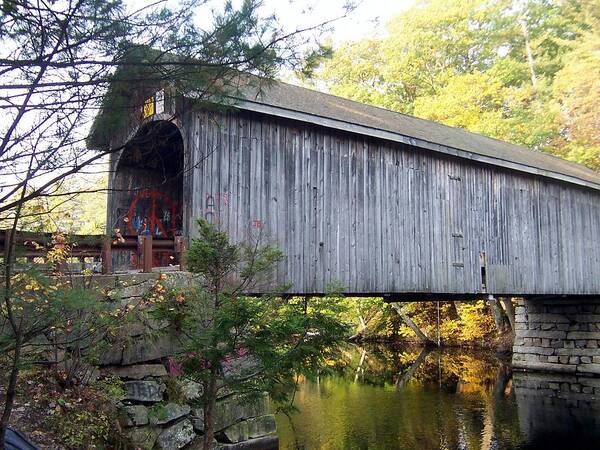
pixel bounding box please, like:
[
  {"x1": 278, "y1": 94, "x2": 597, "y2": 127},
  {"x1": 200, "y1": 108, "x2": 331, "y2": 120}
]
[
  {"x1": 395, "y1": 300, "x2": 496, "y2": 345},
  {"x1": 456, "y1": 301, "x2": 495, "y2": 343}
]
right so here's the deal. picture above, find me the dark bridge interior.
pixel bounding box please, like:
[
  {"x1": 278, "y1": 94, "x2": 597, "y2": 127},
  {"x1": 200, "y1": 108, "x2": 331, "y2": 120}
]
[{"x1": 110, "y1": 120, "x2": 184, "y2": 269}]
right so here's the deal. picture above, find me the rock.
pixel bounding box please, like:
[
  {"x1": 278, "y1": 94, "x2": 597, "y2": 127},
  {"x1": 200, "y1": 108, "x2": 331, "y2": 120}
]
[
  {"x1": 512, "y1": 346, "x2": 554, "y2": 355},
  {"x1": 246, "y1": 415, "x2": 277, "y2": 439},
  {"x1": 149, "y1": 403, "x2": 191, "y2": 425},
  {"x1": 156, "y1": 419, "x2": 195, "y2": 450},
  {"x1": 124, "y1": 426, "x2": 160, "y2": 450},
  {"x1": 515, "y1": 330, "x2": 566, "y2": 339},
  {"x1": 121, "y1": 332, "x2": 181, "y2": 365},
  {"x1": 97, "y1": 344, "x2": 124, "y2": 366},
  {"x1": 222, "y1": 355, "x2": 261, "y2": 381},
  {"x1": 213, "y1": 394, "x2": 269, "y2": 432},
  {"x1": 191, "y1": 408, "x2": 204, "y2": 433},
  {"x1": 186, "y1": 438, "x2": 223, "y2": 450},
  {"x1": 578, "y1": 363, "x2": 600, "y2": 375},
  {"x1": 182, "y1": 380, "x2": 204, "y2": 401},
  {"x1": 123, "y1": 380, "x2": 166, "y2": 403},
  {"x1": 118, "y1": 404, "x2": 149, "y2": 426},
  {"x1": 103, "y1": 364, "x2": 168, "y2": 380},
  {"x1": 568, "y1": 331, "x2": 600, "y2": 340},
  {"x1": 218, "y1": 415, "x2": 277, "y2": 443},
  {"x1": 218, "y1": 436, "x2": 279, "y2": 450}
]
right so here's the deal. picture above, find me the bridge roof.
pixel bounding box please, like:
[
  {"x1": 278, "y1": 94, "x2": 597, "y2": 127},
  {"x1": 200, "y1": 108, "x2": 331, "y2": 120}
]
[{"x1": 233, "y1": 80, "x2": 600, "y2": 191}]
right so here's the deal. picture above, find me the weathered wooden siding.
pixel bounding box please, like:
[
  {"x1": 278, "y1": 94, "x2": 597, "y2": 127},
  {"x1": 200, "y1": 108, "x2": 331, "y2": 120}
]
[{"x1": 182, "y1": 108, "x2": 600, "y2": 296}]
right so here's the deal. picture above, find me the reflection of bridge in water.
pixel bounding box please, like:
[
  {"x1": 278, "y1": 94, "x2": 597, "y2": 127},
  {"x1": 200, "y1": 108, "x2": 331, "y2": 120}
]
[
  {"x1": 278, "y1": 345, "x2": 600, "y2": 450},
  {"x1": 514, "y1": 372, "x2": 600, "y2": 448},
  {"x1": 396, "y1": 347, "x2": 600, "y2": 448}
]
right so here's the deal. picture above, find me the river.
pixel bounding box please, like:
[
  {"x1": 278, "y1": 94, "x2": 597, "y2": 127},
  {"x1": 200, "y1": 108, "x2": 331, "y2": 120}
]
[{"x1": 274, "y1": 344, "x2": 600, "y2": 450}]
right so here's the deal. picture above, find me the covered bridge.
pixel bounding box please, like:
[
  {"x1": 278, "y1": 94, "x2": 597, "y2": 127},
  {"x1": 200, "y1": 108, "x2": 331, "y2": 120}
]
[{"x1": 91, "y1": 78, "x2": 600, "y2": 299}]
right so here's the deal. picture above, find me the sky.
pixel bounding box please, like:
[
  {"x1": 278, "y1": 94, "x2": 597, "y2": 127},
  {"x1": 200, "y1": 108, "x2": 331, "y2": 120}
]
[
  {"x1": 126, "y1": 0, "x2": 415, "y2": 45},
  {"x1": 251, "y1": 0, "x2": 415, "y2": 43}
]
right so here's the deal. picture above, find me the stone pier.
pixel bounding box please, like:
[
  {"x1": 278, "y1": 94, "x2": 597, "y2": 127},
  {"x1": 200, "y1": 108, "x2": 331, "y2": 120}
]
[{"x1": 513, "y1": 298, "x2": 600, "y2": 375}]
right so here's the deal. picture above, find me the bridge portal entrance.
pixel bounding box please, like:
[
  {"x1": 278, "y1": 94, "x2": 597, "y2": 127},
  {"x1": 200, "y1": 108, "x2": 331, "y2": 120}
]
[{"x1": 109, "y1": 120, "x2": 184, "y2": 269}]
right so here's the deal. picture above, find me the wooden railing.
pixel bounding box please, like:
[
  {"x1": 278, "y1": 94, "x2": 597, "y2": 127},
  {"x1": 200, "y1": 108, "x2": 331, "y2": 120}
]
[{"x1": 0, "y1": 230, "x2": 187, "y2": 274}]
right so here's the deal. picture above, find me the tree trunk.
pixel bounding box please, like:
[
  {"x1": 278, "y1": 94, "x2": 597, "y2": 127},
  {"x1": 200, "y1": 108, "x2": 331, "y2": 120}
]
[
  {"x1": 499, "y1": 297, "x2": 516, "y2": 332},
  {"x1": 520, "y1": 19, "x2": 538, "y2": 90},
  {"x1": 390, "y1": 302, "x2": 435, "y2": 346},
  {"x1": 203, "y1": 370, "x2": 218, "y2": 450},
  {"x1": 449, "y1": 301, "x2": 460, "y2": 319},
  {"x1": 1, "y1": 225, "x2": 23, "y2": 450},
  {"x1": 488, "y1": 297, "x2": 508, "y2": 333},
  {"x1": 493, "y1": 364, "x2": 511, "y2": 401},
  {"x1": 396, "y1": 346, "x2": 430, "y2": 388},
  {"x1": 0, "y1": 333, "x2": 22, "y2": 450},
  {"x1": 356, "y1": 307, "x2": 367, "y2": 333},
  {"x1": 354, "y1": 348, "x2": 367, "y2": 383}
]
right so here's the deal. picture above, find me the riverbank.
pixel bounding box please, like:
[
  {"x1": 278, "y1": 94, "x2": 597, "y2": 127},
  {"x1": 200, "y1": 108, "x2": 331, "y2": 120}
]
[
  {"x1": 345, "y1": 299, "x2": 515, "y2": 351},
  {"x1": 352, "y1": 329, "x2": 514, "y2": 353}
]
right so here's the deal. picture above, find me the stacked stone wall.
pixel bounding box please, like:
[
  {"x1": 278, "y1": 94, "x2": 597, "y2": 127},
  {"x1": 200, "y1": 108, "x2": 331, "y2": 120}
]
[
  {"x1": 513, "y1": 298, "x2": 600, "y2": 375},
  {"x1": 73, "y1": 271, "x2": 278, "y2": 450},
  {"x1": 114, "y1": 369, "x2": 278, "y2": 450}
]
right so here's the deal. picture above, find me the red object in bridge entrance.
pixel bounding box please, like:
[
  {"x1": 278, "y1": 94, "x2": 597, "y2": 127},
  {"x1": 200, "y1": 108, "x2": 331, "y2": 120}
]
[
  {"x1": 126, "y1": 189, "x2": 178, "y2": 238},
  {"x1": 127, "y1": 189, "x2": 179, "y2": 268}
]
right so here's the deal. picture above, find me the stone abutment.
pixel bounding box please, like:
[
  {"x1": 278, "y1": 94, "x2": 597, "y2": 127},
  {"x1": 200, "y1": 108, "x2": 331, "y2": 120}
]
[
  {"x1": 73, "y1": 272, "x2": 278, "y2": 450},
  {"x1": 513, "y1": 298, "x2": 600, "y2": 376}
]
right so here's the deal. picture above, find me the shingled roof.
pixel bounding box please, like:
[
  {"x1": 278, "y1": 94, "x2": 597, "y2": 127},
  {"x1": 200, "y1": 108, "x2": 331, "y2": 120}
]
[{"x1": 233, "y1": 79, "x2": 600, "y2": 191}]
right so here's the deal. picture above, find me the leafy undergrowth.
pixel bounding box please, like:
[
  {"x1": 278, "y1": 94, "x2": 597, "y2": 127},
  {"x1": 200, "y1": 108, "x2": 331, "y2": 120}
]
[{"x1": 0, "y1": 369, "x2": 128, "y2": 449}]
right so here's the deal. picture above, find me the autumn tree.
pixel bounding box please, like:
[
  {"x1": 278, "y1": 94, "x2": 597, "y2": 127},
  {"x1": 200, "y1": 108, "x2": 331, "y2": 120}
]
[
  {"x1": 552, "y1": 31, "x2": 600, "y2": 170},
  {"x1": 312, "y1": 0, "x2": 599, "y2": 169}
]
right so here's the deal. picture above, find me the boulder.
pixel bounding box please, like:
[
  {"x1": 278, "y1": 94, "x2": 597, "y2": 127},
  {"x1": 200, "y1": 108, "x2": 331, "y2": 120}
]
[
  {"x1": 191, "y1": 408, "x2": 204, "y2": 433},
  {"x1": 246, "y1": 415, "x2": 277, "y2": 439},
  {"x1": 123, "y1": 380, "x2": 166, "y2": 403},
  {"x1": 222, "y1": 355, "x2": 261, "y2": 381},
  {"x1": 97, "y1": 344, "x2": 124, "y2": 366},
  {"x1": 155, "y1": 419, "x2": 196, "y2": 450},
  {"x1": 149, "y1": 403, "x2": 191, "y2": 425},
  {"x1": 121, "y1": 332, "x2": 181, "y2": 365},
  {"x1": 218, "y1": 415, "x2": 277, "y2": 443},
  {"x1": 118, "y1": 404, "x2": 149, "y2": 427},
  {"x1": 103, "y1": 364, "x2": 168, "y2": 380},
  {"x1": 124, "y1": 426, "x2": 160, "y2": 450},
  {"x1": 213, "y1": 394, "x2": 269, "y2": 432},
  {"x1": 217, "y1": 436, "x2": 279, "y2": 450},
  {"x1": 186, "y1": 438, "x2": 224, "y2": 450}
]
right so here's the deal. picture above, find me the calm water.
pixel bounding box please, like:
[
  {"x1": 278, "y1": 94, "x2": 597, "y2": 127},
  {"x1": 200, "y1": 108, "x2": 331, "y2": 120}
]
[{"x1": 275, "y1": 345, "x2": 600, "y2": 450}]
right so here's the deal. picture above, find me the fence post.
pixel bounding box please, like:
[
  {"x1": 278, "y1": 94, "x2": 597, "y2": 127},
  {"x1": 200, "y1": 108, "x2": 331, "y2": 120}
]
[
  {"x1": 174, "y1": 236, "x2": 188, "y2": 271},
  {"x1": 141, "y1": 235, "x2": 153, "y2": 273},
  {"x1": 3, "y1": 229, "x2": 15, "y2": 267},
  {"x1": 101, "y1": 238, "x2": 112, "y2": 274}
]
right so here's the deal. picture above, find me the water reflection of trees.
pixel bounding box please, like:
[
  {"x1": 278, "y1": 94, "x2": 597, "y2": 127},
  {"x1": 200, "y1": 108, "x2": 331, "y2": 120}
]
[
  {"x1": 334, "y1": 343, "x2": 507, "y2": 392},
  {"x1": 277, "y1": 344, "x2": 523, "y2": 450}
]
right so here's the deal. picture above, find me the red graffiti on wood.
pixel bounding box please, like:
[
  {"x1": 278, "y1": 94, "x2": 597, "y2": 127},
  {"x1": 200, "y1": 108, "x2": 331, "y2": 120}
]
[{"x1": 126, "y1": 189, "x2": 178, "y2": 237}]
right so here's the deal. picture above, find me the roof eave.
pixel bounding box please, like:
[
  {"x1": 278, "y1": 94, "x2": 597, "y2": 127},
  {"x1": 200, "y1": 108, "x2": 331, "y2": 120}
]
[{"x1": 233, "y1": 98, "x2": 600, "y2": 192}]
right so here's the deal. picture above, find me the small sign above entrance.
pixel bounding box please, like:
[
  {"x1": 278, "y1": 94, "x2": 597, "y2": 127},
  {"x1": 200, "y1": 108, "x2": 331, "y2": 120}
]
[{"x1": 142, "y1": 89, "x2": 165, "y2": 119}]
